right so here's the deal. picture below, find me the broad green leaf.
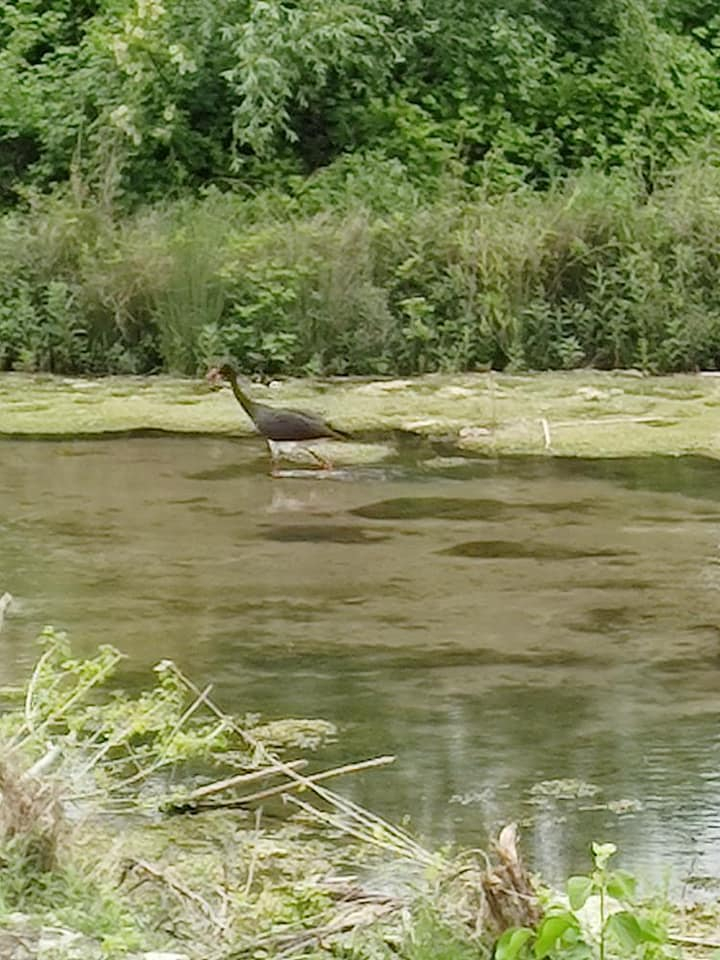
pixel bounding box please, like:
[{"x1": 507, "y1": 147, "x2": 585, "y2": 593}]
[
  {"x1": 606, "y1": 910, "x2": 665, "y2": 948},
  {"x1": 496, "y1": 926, "x2": 534, "y2": 960},
  {"x1": 534, "y1": 913, "x2": 579, "y2": 958},
  {"x1": 567, "y1": 875, "x2": 594, "y2": 910},
  {"x1": 606, "y1": 912, "x2": 644, "y2": 950},
  {"x1": 605, "y1": 910, "x2": 665, "y2": 949},
  {"x1": 559, "y1": 940, "x2": 594, "y2": 960},
  {"x1": 605, "y1": 869, "x2": 637, "y2": 902}
]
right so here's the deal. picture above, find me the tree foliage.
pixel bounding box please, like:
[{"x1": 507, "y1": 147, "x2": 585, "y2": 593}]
[
  {"x1": 2, "y1": 0, "x2": 720, "y2": 375},
  {"x1": 2, "y1": 0, "x2": 720, "y2": 201}
]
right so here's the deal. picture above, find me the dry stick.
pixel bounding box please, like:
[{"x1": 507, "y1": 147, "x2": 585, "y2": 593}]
[
  {"x1": 165, "y1": 662, "x2": 432, "y2": 864},
  {"x1": 27, "y1": 744, "x2": 62, "y2": 778},
  {"x1": 246, "y1": 906, "x2": 344, "y2": 958},
  {"x1": 538, "y1": 415, "x2": 666, "y2": 449},
  {"x1": 181, "y1": 755, "x2": 395, "y2": 811},
  {"x1": 286, "y1": 792, "x2": 431, "y2": 863},
  {"x1": 271, "y1": 900, "x2": 401, "y2": 959},
  {"x1": 169, "y1": 663, "x2": 422, "y2": 855},
  {"x1": 183, "y1": 760, "x2": 308, "y2": 802},
  {"x1": 668, "y1": 933, "x2": 720, "y2": 948},
  {"x1": 489, "y1": 373, "x2": 498, "y2": 456},
  {"x1": 125, "y1": 858, "x2": 225, "y2": 932},
  {"x1": 277, "y1": 745, "x2": 418, "y2": 859},
  {"x1": 243, "y1": 807, "x2": 263, "y2": 898},
  {"x1": 245, "y1": 890, "x2": 402, "y2": 955},
  {"x1": 550, "y1": 416, "x2": 668, "y2": 428},
  {"x1": 539, "y1": 418, "x2": 552, "y2": 450},
  {"x1": 282, "y1": 762, "x2": 433, "y2": 863}
]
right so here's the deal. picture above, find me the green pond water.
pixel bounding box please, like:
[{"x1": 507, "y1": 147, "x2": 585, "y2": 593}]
[{"x1": 2, "y1": 436, "x2": 720, "y2": 892}]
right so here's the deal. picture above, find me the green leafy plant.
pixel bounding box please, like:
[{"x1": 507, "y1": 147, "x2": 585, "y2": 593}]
[
  {"x1": 5, "y1": 149, "x2": 720, "y2": 376},
  {"x1": 495, "y1": 842, "x2": 670, "y2": 960}
]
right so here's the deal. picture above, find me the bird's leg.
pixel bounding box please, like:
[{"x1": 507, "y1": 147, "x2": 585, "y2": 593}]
[
  {"x1": 306, "y1": 445, "x2": 333, "y2": 470},
  {"x1": 267, "y1": 439, "x2": 282, "y2": 476}
]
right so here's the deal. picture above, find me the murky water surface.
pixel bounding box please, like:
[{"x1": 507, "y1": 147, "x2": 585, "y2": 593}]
[{"x1": 2, "y1": 437, "x2": 720, "y2": 891}]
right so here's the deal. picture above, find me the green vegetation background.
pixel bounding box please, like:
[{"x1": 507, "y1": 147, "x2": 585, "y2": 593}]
[{"x1": 3, "y1": 0, "x2": 720, "y2": 377}]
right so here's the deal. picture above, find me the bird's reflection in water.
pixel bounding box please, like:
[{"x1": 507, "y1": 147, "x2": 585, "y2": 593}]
[{"x1": 267, "y1": 483, "x2": 334, "y2": 515}]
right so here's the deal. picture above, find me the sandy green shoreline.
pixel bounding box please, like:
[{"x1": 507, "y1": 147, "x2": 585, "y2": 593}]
[{"x1": 2, "y1": 370, "x2": 720, "y2": 459}]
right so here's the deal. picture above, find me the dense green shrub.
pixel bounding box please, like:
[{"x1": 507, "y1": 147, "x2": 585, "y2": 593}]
[
  {"x1": 3, "y1": 157, "x2": 720, "y2": 376},
  {"x1": 3, "y1": 0, "x2": 720, "y2": 377}
]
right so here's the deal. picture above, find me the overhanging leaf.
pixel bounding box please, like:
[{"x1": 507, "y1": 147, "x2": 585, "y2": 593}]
[
  {"x1": 606, "y1": 910, "x2": 665, "y2": 949},
  {"x1": 605, "y1": 869, "x2": 637, "y2": 902},
  {"x1": 496, "y1": 926, "x2": 534, "y2": 960},
  {"x1": 534, "y1": 912, "x2": 580, "y2": 958},
  {"x1": 567, "y1": 875, "x2": 594, "y2": 910}
]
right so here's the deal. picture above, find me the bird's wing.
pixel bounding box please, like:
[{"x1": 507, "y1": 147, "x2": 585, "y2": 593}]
[{"x1": 254, "y1": 404, "x2": 347, "y2": 441}]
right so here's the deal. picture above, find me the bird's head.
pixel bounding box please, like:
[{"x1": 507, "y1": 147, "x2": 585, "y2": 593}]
[{"x1": 206, "y1": 362, "x2": 237, "y2": 387}]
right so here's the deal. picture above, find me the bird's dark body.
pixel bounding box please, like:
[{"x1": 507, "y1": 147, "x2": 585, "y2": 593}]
[{"x1": 251, "y1": 403, "x2": 348, "y2": 442}]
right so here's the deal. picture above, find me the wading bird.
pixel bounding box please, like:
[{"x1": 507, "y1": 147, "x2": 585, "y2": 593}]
[{"x1": 207, "y1": 363, "x2": 350, "y2": 475}]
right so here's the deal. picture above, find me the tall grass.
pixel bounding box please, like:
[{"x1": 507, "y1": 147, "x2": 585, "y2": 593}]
[
  {"x1": 152, "y1": 200, "x2": 230, "y2": 374},
  {"x1": 3, "y1": 154, "x2": 720, "y2": 376}
]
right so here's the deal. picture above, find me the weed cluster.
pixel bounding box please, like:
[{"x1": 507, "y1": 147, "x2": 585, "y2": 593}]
[
  {"x1": 0, "y1": 631, "x2": 685, "y2": 959},
  {"x1": 3, "y1": 154, "x2": 720, "y2": 378},
  {"x1": 497, "y1": 842, "x2": 672, "y2": 960},
  {"x1": 0, "y1": 630, "x2": 465, "y2": 957}
]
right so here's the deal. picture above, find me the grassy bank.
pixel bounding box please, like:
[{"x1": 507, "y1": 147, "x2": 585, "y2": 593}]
[
  {"x1": 3, "y1": 160, "x2": 720, "y2": 380},
  {"x1": 2, "y1": 370, "x2": 720, "y2": 460}
]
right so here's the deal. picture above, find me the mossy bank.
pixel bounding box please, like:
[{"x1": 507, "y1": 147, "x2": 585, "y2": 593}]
[{"x1": 2, "y1": 371, "x2": 720, "y2": 460}]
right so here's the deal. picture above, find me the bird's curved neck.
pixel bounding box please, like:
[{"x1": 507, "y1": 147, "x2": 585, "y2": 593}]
[{"x1": 227, "y1": 372, "x2": 256, "y2": 416}]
